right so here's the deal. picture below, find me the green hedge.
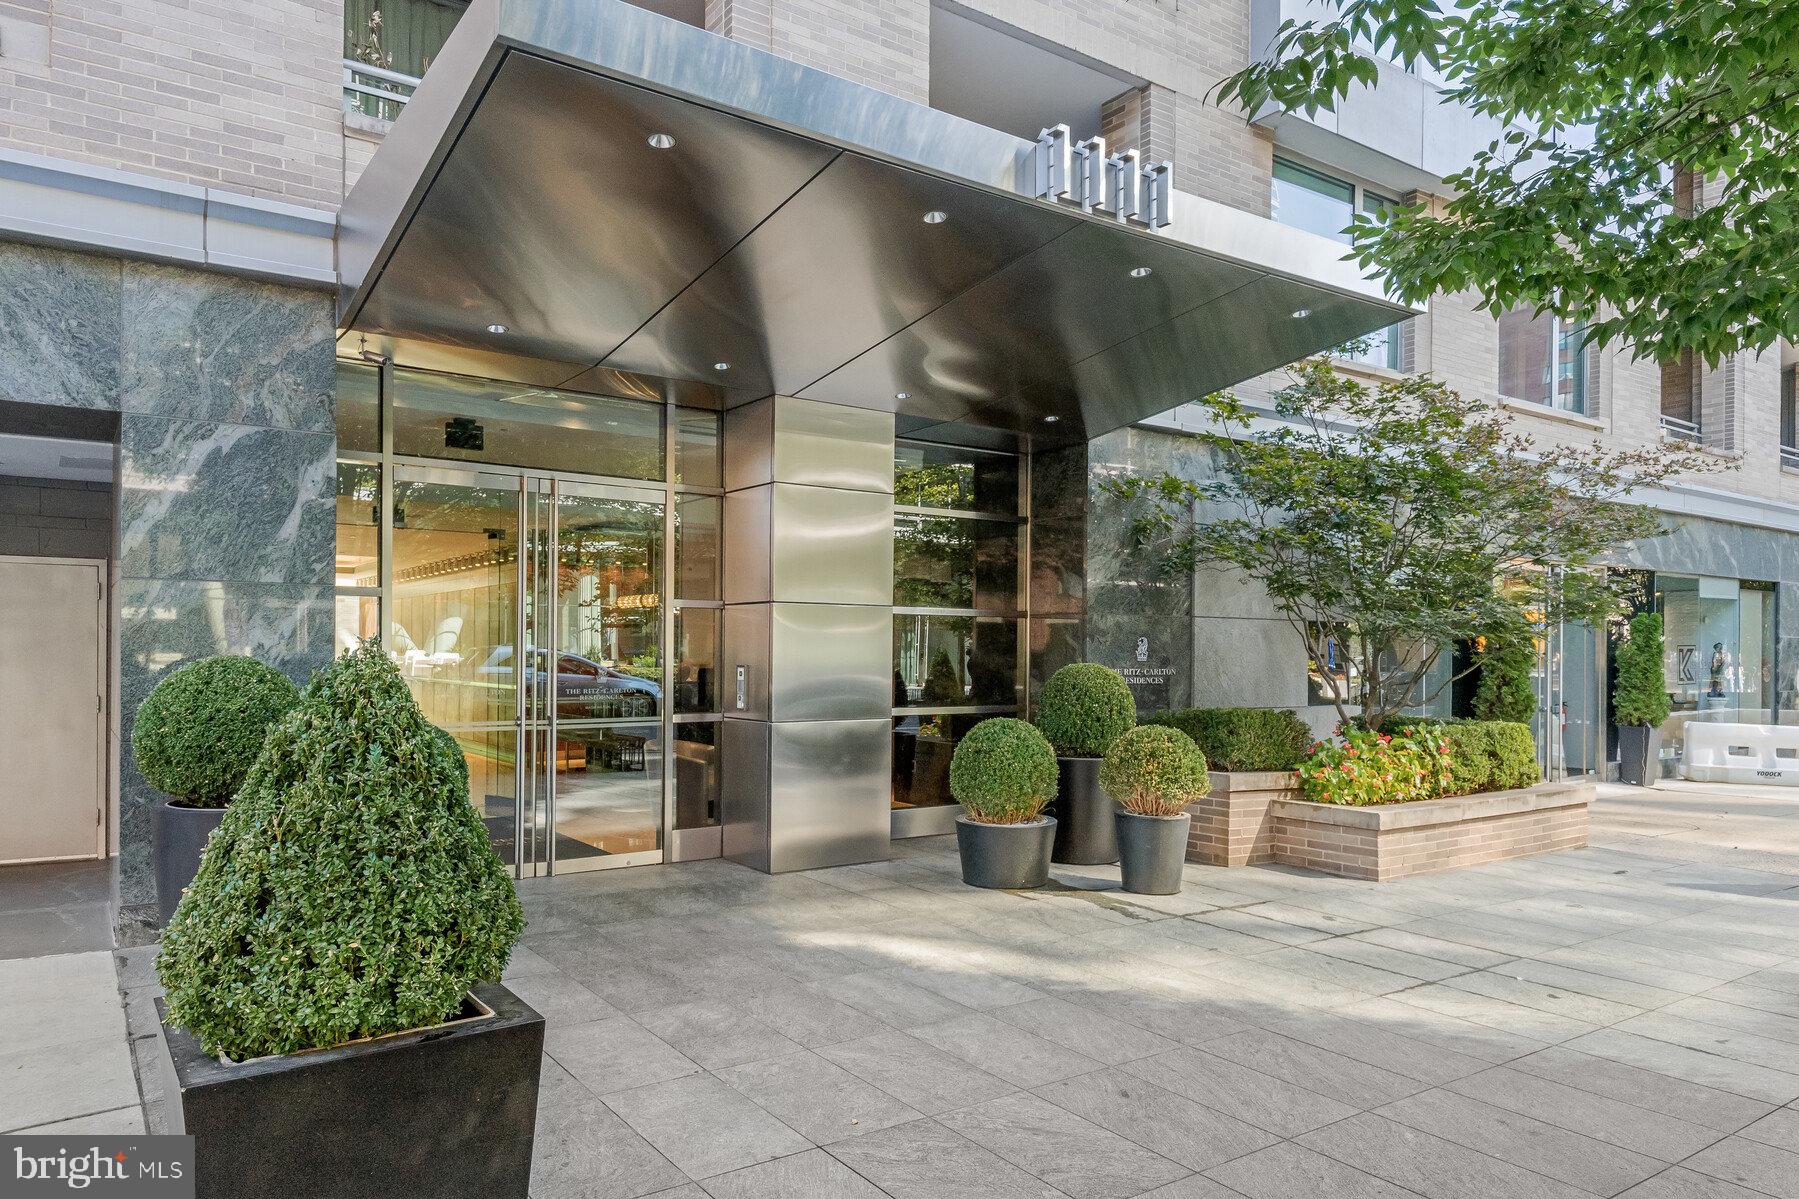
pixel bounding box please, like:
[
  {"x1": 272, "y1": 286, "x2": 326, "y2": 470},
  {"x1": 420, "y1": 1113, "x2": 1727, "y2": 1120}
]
[
  {"x1": 131, "y1": 656, "x2": 301, "y2": 807},
  {"x1": 1144, "y1": 707, "x2": 1313, "y2": 772},
  {"x1": 1101, "y1": 725, "x2": 1210, "y2": 816},
  {"x1": 949, "y1": 717, "x2": 1058, "y2": 824},
  {"x1": 1034, "y1": 664, "x2": 1136, "y2": 757},
  {"x1": 155, "y1": 644, "x2": 523, "y2": 1060},
  {"x1": 1380, "y1": 717, "x2": 1539, "y2": 797}
]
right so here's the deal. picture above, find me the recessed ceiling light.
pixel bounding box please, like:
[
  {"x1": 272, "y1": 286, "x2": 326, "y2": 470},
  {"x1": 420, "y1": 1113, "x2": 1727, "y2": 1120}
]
[
  {"x1": 1043, "y1": 414, "x2": 1060, "y2": 423},
  {"x1": 647, "y1": 133, "x2": 675, "y2": 149},
  {"x1": 1129, "y1": 266, "x2": 1153, "y2": 278},
  {"x1": 486, "y1": 323, "x2": 508, "y2": 334},
  {"x1": 1291, "y1": 307, "x2": 1313, "y2": 319},
  {"x1": 922, "y1": 210, "x2": 948, "y2": 225},
  {"x1": 713, "y1": 362, "x2": 730, "y2": 371},
  {"x1": 895, "y1": 392, "x2": 911, "y2": 400}
]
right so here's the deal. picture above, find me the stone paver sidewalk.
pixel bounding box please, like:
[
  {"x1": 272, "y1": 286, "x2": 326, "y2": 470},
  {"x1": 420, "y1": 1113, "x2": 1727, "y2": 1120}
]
[
  {"x1": 17, "y1": 782, "x2": 1799, "y2": 1198},
  {"x1": 515, "y1": 786, "x2": 1799, "y2": 1199}
]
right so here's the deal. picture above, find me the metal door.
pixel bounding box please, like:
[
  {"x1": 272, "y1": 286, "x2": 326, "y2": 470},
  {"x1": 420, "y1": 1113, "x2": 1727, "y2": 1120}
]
[{"x1": 0, "y1": 557, "x2": 104, "y2": 863}]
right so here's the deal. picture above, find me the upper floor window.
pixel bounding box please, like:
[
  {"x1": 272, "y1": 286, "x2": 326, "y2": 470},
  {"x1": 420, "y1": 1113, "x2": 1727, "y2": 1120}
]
[
  {"x1": 1498, "y1": 307, "x2": 1590, "y2": 416},
  {"x1": 1271, "y1": 158, "x2": 1403, "y2": 372},
  {"x1": 1659, "y1": 349, "x2": 1702, "y2": 443}
]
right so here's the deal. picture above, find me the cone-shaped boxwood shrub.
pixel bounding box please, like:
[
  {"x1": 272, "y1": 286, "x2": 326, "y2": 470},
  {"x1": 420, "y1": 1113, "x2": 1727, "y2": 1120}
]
[
  {"x1": 1034, "y1": 663, "x2": 1136, "y2": 757},
  {"x1": 1614, "y1": 612, "x2": 1672, "y2": 728},
  {"x1": 1101, "y1": 725, "x2": 1211, "y2": 816},
  {"x1": 155, "y1": 644, "x2": 524, "y2": 1060},
  {"x1": 132, "y1": 656, "x2": 300, "y2": 807},
  {"x1": 950, "y1": 718, "x2": 1058, "y2": 824}
]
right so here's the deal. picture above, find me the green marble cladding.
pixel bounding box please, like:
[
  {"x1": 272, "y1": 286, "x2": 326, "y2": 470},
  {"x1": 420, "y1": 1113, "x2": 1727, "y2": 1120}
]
[
  {"x1": 0, "y1": 240, "x2": 336, "y2": 931},
  {"x1": 0, "y1": 241, "x2": 122, "y2": 409}
]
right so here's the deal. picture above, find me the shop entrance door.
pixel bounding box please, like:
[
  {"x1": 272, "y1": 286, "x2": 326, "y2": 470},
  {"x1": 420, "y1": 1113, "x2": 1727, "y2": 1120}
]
[{"x1": 390, "y1": 465, "x2": 666, "y2": 876}]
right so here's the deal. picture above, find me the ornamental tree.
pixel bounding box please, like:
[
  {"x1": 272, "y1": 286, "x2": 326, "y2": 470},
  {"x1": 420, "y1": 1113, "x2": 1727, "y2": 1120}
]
[
  {"x1": 1217, "y1": 0, "x2": 1799, "y2": 363},
  {"x1": 1105, "y1": 360, "x2": 1713, "y2": 730}
]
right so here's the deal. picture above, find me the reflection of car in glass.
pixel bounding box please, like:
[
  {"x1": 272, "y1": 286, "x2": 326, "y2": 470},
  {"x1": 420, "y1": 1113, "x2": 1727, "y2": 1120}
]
[{"x1": 472, "y1": 646, "x2": 660, "y2": 718}]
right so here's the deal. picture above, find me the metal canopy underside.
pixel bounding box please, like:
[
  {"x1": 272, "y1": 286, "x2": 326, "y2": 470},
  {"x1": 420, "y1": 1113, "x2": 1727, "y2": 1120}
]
[{"x1": 337, "y1": 0, "x2": 1416, "y2": 443}]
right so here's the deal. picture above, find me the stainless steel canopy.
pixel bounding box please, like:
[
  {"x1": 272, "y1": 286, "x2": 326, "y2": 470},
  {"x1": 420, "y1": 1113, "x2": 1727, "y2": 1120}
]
[{"x1": 337, "y1": 0, "x2": 1416, "y2": 442}]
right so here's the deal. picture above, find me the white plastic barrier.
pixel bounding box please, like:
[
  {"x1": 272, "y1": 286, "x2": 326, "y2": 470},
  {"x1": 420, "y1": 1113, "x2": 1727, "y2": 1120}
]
[{"x1": 1682, "y1": 722, "x2": 1799, "y2": 786}]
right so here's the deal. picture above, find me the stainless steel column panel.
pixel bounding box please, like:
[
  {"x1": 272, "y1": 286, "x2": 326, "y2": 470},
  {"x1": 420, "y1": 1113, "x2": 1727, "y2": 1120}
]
[
  {"x1": 723, "y1": 398, "x2": 776, "y2": 493},
  {"x1": 720, "y1": 718, "x2": 771, "y2": 871},
  {"x1": 767, "y1": 718, "x2": 892, "y2": 871},
  {"x1": 770, "y1": 397, "x2": 896, "y2": 494},
  {"x1": 723, "y1": 484, "x2": 773, "y2": 605},
  {"x1": 722, "y1": 603, "x2": 771, "y2": 722},
  {"x1": 769, "y1": 603, "x2": 891, "y2": 722},
  {"x1": 768, "y1": 484, "x2": 893, "y2": 606}
]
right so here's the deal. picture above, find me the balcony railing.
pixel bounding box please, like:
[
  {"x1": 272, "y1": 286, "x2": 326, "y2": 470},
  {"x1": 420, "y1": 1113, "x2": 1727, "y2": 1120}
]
[
  {"x1": 1782, "y1": 444, "x2": 1799, "y2": 471},
  {"x1": 343, "y1": 59, "x2": 421, "y2": 122},
  {"x1": 1660, "y1": 413, "x2": 1703, "y2": 445}
]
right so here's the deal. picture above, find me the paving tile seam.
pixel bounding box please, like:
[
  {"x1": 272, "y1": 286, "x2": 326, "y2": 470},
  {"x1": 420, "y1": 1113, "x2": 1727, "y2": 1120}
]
[
  {"x1": 1658, "y1": 1137, "x2": 1795, "y2": 1199},
  {"x1": 1299, "y1": 1109, "x2": 1635, "y2": 1199}
]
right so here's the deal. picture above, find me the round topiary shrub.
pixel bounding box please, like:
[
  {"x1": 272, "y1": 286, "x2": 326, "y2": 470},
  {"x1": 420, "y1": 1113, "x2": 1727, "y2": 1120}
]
[
  {"x1": 155, "y1": 643, "x2": 524, "y2": 1061},
  {"x1": 132, "y1": 655, "x2": 301, "y2": 807},
  {"x1": 1035, "y1": 663, "x2": 1136, "y2": 757},
  {"x1": 950, "y1": 717, "x2": 1058, "y2": 824},
  {"x1": 1101, "y1": 725, "x2": 1211, "y2": 816}
]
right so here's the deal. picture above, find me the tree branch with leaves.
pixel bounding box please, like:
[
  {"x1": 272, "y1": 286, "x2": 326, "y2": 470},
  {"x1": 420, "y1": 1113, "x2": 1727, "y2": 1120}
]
[
  {"x1": 1103, "y1": 359, "x2": 1718, "y2": 730},
  {"x1": 1218, "y1": 0, "x2": 1799, "y2": 364}
]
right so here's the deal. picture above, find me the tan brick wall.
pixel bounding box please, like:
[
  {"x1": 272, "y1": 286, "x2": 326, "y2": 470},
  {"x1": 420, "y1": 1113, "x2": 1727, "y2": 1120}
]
[
  {"x1": 706, "y1": 0, "x2": 931, "y2": 105},
  {"x1": 0, "y1": 0, "x2": 344, "y2": 207},
  {"x1": 1186, "y1": 770, "x2": 1297, "y2": 867},
  {"x1": 1272, "y1": 795, "x2": 1590, "y2": 881}
]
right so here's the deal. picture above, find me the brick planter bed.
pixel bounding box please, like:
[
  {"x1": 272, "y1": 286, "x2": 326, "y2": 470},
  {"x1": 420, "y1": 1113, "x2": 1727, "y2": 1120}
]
[
  {"x1": 1269, "y1": 779, "x2": 1594, "y2": 881},
  {"x1": 1187, "y1": 771, "x2": 1301, "y2": 867}
]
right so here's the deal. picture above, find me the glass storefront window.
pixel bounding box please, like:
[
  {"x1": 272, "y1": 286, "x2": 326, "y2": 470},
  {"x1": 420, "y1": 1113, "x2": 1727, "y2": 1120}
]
[
  {"x1": 334, "y1": 594, "x2": 380, "y2": 658},
  {"x1": 391, "y1": 369, "x2": 664, "y2": 479},
  {"x1": 674, "y1": 607, "x2": 720, "y2": 714},
  {"x1": 893, "y1": 713, "x2": 988, "y2": 809},
  {"x1": 337, "y1": 360, "x2": 380, "y2": 453},
  {"x1": 553, "y1": 490, "x2": 663, "y2": 718},
  {"x1": 674, "y1": 722, "x2": 720, "y2": 829},
  {"x1": 1653, "y1": 573, "x2": 1780, "y2": 769},
  {"x1": 675, "y1": 408, "x2": 721, "y2": 489},
  {"x1": 893, "y1": 514, "x2": 1019, "y2": 611},
  {"x1": 675, "y1": 494, "x2": 721, "y2": 601},
  {"x1": 335, "y1": 461, "x2": 380, "y2": 589},
  {"x1": 894, "y1": 442, "x2": 1019, "y2": 513},
  {"x1": 892, "y1": 615, "x2": 1018, "y2": 708},
  {"x1": 550, "y1": 722, "x2": 663, "y2": 857}
]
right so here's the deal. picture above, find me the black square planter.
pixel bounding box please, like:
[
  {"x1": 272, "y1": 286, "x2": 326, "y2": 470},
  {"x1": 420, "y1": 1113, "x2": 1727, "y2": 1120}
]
[{"x1": 156, "y1": 982, "x2": 543, "y2": 1199}]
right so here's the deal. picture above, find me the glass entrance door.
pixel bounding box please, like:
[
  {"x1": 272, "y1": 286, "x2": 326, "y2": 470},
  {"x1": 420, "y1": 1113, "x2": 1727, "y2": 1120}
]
[{"x1": 391, "y1": 464, "x2": 666, "y2": 876}]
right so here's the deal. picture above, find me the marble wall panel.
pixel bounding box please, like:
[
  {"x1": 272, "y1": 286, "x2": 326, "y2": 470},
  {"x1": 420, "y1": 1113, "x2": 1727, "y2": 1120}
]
[
  {"x1": 0, "y1": 242, "x2": 122, "y2": 410},
  {"x1": 115, "y1": 579, "x2": 333, "y2": 921},
  {"x1": 121, "y1": 263, "x2": 335, "y2": 433},
  {"x1": 118, "y1": 415, "x2": 333, "y2": 584}
]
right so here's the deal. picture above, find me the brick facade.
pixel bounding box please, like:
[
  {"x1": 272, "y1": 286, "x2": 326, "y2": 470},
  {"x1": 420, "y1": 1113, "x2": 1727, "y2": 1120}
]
[
  {"x1": 1270, "y1": 781, "x2": 1594, "y2": 881},
  {"x1": 0, "y1": 0, "x2": 343, "y2": 207}
]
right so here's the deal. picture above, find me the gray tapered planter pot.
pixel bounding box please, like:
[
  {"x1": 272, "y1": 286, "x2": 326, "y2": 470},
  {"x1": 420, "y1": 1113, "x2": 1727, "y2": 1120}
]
[
  {"x1": 1115, "y1": 810, "x2": 1191, "y2": 895},
  {"x1": 1051, "y1": 757, "x2": 1119, "y2": 865},
  {"x1": 1616, "y1": 724, "x2": 1660, "y2": 786},
  {"x1": 154, "y1": 800, "x2": 227, "y2": 926},
  {"x1": 956, "y1": 815, "x2": 1056, "y2": 889}
]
